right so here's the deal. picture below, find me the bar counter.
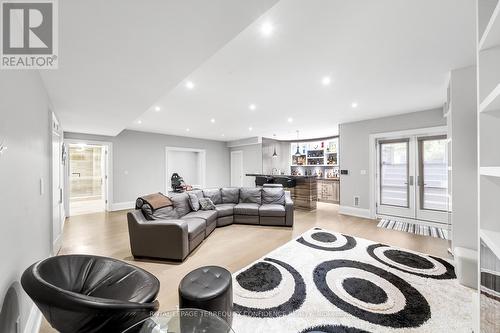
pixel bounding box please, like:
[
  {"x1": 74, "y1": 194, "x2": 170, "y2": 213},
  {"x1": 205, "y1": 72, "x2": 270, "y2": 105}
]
[{"x1": 245, "y1": 174, "x2": 318, "y2": 210}]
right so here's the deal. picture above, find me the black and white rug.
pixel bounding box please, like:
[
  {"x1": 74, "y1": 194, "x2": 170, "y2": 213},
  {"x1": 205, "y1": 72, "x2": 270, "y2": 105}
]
[
  {"x1": 231, "y1": 228, "x2": 473, "y2": 332},
  {"x1": 377, "y1": 219, "x2": 450, "y2": 240}
]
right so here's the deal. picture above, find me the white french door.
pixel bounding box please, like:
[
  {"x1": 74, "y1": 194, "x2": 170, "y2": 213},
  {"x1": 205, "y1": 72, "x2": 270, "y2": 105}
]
[
  {"x1": 377, "y1": 138, "x2": 414, "y2": 218},
  {"x1": 376, "y1": 134, "x2": 449, "y2": 224}
]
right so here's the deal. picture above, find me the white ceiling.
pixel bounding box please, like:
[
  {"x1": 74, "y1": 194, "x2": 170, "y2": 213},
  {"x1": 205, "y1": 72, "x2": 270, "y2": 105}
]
[
  {"x1": 42, "y1": 0, "x2": 475, "y2": 141},
  {"x1": 128, "y1": 0, "x2": 475, "y2": 141},
  {"x1": 40, "y1": 0, "x2": 279, "y2": 136}
]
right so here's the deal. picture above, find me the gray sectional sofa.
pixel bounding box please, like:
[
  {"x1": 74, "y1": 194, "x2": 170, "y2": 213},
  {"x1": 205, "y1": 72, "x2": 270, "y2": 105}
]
[{"x1": 127, "y1": 187, "x2": 294, "y2": 261}]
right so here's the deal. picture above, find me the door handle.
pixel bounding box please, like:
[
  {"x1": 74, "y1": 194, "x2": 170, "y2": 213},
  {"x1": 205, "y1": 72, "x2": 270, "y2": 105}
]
[
  {"x1": 417, "y1": 176, "x2": 427, "y2": 186},
  {"x1": 405, "y1": 176, "x2": 414, "y2": 186}
]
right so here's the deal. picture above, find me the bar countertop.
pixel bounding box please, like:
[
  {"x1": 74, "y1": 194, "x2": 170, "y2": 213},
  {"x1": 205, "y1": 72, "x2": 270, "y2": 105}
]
[
  {"x1": 245, "y1": 173, "x2": 339, "y2": 181},
  {"x1": 245, "y1": 173, "x2": 316, "y2": 179}
]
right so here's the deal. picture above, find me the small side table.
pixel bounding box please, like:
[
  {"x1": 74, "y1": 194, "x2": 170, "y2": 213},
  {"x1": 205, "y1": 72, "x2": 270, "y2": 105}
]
[{"x1": 179, "y1": 266, "x2": 233, "y2": 325}]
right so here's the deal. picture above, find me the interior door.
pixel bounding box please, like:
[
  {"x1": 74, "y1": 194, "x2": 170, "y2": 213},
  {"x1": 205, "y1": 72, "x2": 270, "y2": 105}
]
[
  {"x1": 377, "y1": 138, "x2": 415, "y2": 218},
  {"x1": 416, "y1": 135, "x2": 449, "y2": 223},
  {"x1": 231, "y1": 151, "x2": 243, "y2": 187},
  {"x1": 101, "y1": 146, "x2": 108, "y2": 210},
  {"x1": 51, "y1": 114, "x2": 63, "y2": 254}
]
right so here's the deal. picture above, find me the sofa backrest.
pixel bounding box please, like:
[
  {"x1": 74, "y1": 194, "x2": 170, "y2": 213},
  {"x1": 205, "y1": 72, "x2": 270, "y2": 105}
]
[
  {"x1": 135, "y1": 194, "x2": 179, "y2": 220},
  {"x1": 136, "y1": 186, "x2": 288, "y2": 221},
  {"x1": 239, "y1": 187, "x2": 262, "y2": 204},
  {"x1": 262, "y1": 187, "x2": 285, "y2": 205},
  {"x1": 202, "y1": 188, "x2": 222, "y2": 205},
  {"x1": 170, "y1": 192, "x2": 191, "y2": 217},
  {"x1": 221, "y1": 187, "x2": 239, "y2": 204}
]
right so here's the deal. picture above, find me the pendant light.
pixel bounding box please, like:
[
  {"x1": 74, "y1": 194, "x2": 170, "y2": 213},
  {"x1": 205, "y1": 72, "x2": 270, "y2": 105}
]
[
  {"x1": 294, "y1": 130, "x2": 301, "y2": 156},
  {"x1": 272, "y1": 134, "x2": 278, "y2": 158}
]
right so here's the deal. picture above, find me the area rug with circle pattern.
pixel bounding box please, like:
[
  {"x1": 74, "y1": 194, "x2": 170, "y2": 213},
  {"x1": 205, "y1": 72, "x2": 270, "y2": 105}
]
[{"x1": 231, "y1": 227, "x2": 474, "y2": 333}]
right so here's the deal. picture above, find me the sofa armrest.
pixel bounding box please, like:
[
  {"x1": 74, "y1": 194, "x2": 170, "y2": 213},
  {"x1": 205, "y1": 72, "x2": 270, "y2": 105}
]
[
  {"x1": 127, "y1": 210, "x2": 189, "y2": 260},
  {"x1": 284, "y1": 191, "x2": 294, "y2": 226}
]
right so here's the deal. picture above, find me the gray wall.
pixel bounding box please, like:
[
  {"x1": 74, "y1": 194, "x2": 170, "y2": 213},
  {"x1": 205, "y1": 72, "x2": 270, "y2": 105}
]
[
  {"x1": 339, "y1": 108, "x2": 446, "y2": 210},
  {"x1": 229, "y1": 144, "x2": 263, "y2": 187},
  {"x1": 262, "y1": 138, "x2": 290, "y2": 175},
  {"x1": 65, "y1": 130, "x2": 230, "y2": 203},
  {"x1": 0, "y1": 71, "x2": 52, "y2": 332}
]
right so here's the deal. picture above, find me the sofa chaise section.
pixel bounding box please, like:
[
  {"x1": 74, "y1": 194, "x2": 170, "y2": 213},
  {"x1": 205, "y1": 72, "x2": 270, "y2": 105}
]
[{"x1": 128, "y1": 210, "x2": 189, "y2": 261}]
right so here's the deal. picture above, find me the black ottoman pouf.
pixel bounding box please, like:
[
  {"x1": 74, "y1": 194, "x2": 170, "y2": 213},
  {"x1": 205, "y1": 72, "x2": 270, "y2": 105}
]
[{"x1": 179, "y1": 266, "x2": 233, "y2": 325}]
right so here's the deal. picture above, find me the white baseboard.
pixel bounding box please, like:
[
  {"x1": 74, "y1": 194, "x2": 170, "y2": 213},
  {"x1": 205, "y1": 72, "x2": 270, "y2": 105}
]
[
  {"x1": 110, "y1": 201, "x2": 135, "y2": 211},
  {"x1": 24, "y1": 303, "x2": 42, "y2": 333},
  {"x1": 339, "y1": 205, "x2": 372, "y2": 219},
  {"x1": 52, "y1": 233, "x2": 62, "y2": 255}
]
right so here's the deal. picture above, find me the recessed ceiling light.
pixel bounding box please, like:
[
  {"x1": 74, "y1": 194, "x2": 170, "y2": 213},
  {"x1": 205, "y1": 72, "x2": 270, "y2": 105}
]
[
  {"x1": 221, "y1": 134, "x2": 225, "y2": 137},
  {"x1": 260, "y1": 22, "x2": 274, "y2": 37},
  {"x1": 249, "y1": 126, "x2": 253, "y2": 131},
  {"x1": 351, "y1": 102, "x2": 358, "y2": 108},
  {"x1": 322, "y1": 76, "x2": 331, "y2": 86},
  {"x1": 185, "y1": 81, "x2": 195, "y2": 90},
  {"x1": 137, "y1": 120, "x2": 142, "y2": 124},
  {"x1": 249, "y1": 104, "x2": 257, "y2": 111},
  {"x1": 210, "y1": 118, "x2": 215, "y2": 123},
  {"x1": 186, "y1": 128, "x2": 190, "y2": 132},
  {"x1": 287, "y1": 117, "x2": 293, "y2": 123},
  {"x1": 154, "y1": 106, "x2": 161, "y2": 112}
]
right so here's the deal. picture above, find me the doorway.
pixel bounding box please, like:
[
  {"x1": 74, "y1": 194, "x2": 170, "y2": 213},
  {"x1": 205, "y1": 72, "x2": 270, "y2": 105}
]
[
  {"x1": 51, "y1": 112, "x2": 64, "y2": 253},
  {"x1": 68, "y1": 143, "x2": 108, "y2": 215},
  {"x1": 165, "y1": 147, "x2": 206, "y2": 191},
  {"x1": 231, "y1": 150, "x2": 243, "y2": 187},
  {"x1": 375, "y1": 130, "x2": 449, "y2": 224}
]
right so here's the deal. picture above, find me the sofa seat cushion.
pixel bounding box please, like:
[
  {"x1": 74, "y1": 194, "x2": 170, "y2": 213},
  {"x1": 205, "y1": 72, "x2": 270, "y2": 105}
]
[
  {"x1": 182, "y1": 210, "x2": 218, "y2": 224},
  {"x1": 234, "y1": 203, "x2": 260, "y2": 216},
  {"x1": 185, "y1": 218, "x2": 206, "y2": 240},
  {"x1": 215, "y1": 203, "x2": 235, "y2": 217},
  {"x1": 259, "y1": 204, "x2": 285, "y2": 217}
]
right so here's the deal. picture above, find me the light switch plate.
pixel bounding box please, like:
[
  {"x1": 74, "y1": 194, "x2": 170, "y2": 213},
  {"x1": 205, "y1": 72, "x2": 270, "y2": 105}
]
[
  {"x1": 360, "y1": 170, "x2": 367, "y2": 175},
  {"x1": 40, "y1": 177, "x2": 44, "y2": 195}
]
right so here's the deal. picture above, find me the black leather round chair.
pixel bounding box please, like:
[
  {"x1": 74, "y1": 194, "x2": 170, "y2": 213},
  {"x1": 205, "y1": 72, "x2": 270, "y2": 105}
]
[{"x1": 21, "y1": 254, "x2": 160, "y2": 333}]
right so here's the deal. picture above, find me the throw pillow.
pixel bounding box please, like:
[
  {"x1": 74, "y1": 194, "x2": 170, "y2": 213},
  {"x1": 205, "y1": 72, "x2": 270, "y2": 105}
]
[
  {"x1": 199, "y1": 197, "x2": 216, "y2": 210},
  {"x1": 187, "y1": 192, "x2": 200, "y2": 211}
]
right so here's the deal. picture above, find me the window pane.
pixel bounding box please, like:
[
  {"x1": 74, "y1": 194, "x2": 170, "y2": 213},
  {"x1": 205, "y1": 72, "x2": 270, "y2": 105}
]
[
  {"x1": 422, "y1": 138, "x2": 448, "y2": 211},
  {"x1": 380, "y1": 141, "x2": 408, "y2": 207}
]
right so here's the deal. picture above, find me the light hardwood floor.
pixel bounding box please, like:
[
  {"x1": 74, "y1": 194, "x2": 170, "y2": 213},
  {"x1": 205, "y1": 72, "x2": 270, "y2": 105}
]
[{"x1": 39, "y1": 203, "x2": 450, "y2": 332}]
